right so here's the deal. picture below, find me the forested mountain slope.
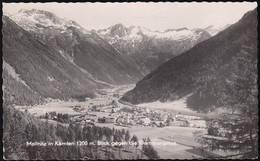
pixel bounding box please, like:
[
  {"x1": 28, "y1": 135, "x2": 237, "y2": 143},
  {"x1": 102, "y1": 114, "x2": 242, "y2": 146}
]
[
  {"x1": 120, "y1": 9, "x2": 257, "y2": 112},
  {"x1": 8, "y1": 9, "x2": 144, "y2": 84},
  {"x1": 2, "y1": 15, "x2": 102, "y2": 100},
  {"x1": 2, "y1": 67, "x2": 44, "y2": 105}
]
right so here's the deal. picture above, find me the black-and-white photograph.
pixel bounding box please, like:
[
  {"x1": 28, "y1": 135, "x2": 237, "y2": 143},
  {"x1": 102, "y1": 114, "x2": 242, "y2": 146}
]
[{"x1": 2, "y1": 2, "x2": 258, "y2": 160}]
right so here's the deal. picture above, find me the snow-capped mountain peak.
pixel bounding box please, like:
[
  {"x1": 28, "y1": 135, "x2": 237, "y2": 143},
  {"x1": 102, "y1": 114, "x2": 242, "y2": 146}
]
[
  {"x1": 96, "y1": 24, "x2": 212, "y2": 74},
  {"x1": 9, "y1": 9, "x2": 90, "y2": 35},
  {"x1": 97, "y1": 24, "x2": 210, "y2": 45}
]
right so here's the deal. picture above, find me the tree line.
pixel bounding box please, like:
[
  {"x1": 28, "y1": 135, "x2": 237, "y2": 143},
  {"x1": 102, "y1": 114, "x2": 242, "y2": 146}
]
[{"x1": 3, "y1": 101, "x2": 150, "y2": 160}]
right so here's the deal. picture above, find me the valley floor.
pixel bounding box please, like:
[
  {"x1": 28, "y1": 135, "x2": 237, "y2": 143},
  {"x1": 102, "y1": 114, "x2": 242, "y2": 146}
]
[{"x1": 15, "y1": 84, "x2": 226, "y2": 159}]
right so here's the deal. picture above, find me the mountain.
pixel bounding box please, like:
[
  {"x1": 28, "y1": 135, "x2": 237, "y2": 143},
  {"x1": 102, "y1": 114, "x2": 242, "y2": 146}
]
[
  {"x1": 202, "y1": 24, "x2": 231, "y2": 36},
  {"x1": 2, "y1": 10, "x2": 149, "y2": 160},
  {"x1": 120, "y1": 9, "x2": 257, "y2": 113},
  {"x1": 96, "y1": 24, "x2": 211, "y2": 74},
  {"x1": 2, "y1": 62, "x2": 45, "y2": 105},
  {"x1": 8, "y1": 9, "x2": 144, "y2": 85},
  {"x1": 2, "y1": 15, "x2": 107, "y2": 102}
]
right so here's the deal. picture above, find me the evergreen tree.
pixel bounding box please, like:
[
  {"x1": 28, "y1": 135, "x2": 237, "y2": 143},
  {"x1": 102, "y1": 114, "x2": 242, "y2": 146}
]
[
  {"x1": 194, "y1": 48, "x2": 258, "y2": 158},
  {"x1": 131, "y1": 135, "x2": 139, "y2": 155},
  {"x1": 142, "y1": 137, "x2": 160, "y2": 159},
  {"x1": 125, "y1": 130, "x2": 130, "y2": 142}
]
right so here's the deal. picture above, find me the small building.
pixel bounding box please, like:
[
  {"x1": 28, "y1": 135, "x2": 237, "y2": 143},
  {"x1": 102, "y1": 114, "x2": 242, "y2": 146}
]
[
  {"x1": 175, "y1": 114, "x2": 201, "y2": 120},
  {"x1": 105, "y1": 117, "x2": 115, "y2": 123},
  {"x1": 92, "y1": 106, "x2": 101, "y2": 112},
  {"x1": 123, "y1": 115, "x2": 130, "y2": 124},
  {"x1": 113, "y1": 93, "x2": 120, "y2": 98},
  {"x1": 172, "y1": 120, "x2": 186, "y2": 127},
  {"x1": 87, "y1": 122, "x2": 95, "y2": 126},
  {"x1": 111, "y1": 108, "x2": 116, "y2": 113},
  {"x1": 160, "y1": 113, "x2": 168, "y2": 122},
  {"x1": 159, "y1": 121, "x2": 165, "y2": 127},
  {"x1": 85, "y1": 120, "x2": 95, "y2": 126},
  {"x1": 98, "y1": 116, "x2": 115, "y2": 123},
  {"x1": 116, "y1": 115, "x2": 129, "y2": 124},
  {"x1": 112, "y1": 100, "x2": 119, "y2": 108},
  {"x1": 116, "y1": 116, "x2": 124, "y2": 123},
  {"x1": 152, "y1": 121, "x2": 165, "y2": 127},
  {"x1": 129, "y1": 120, "x2": 136, "y2": 125},
  {"x1": 145, "y1": 108, "x2": 150, "y2": 113},
  {"x1": 98, "y1": 117, "x2": 105, "y2": 123},
  {"x1": 88, "y1": 113, "x2": 97, "y2": 117},
  {"x1": 139, "y1": 117, "x2": 151, "y2": 126},
  {"x1": 189, "y1": 120, "x2": 206, "y2": 128},
  {"x1": 52, "y1": 116, "x2": 58, "y2": 120}
]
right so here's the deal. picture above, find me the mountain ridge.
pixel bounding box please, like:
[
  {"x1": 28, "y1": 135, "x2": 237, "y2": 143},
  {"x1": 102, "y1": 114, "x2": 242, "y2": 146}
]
[
  {"x1": 7, "y1": 9, "x2": 144, "y2": 85},
  {"x1": 120, "y1": 8, "x2": 257, "y2": 113},
  {"x1": 2, "y1": 15, "x2": 104, "y2": 101},
  {"x1": 96, "y1": 23, "x2": 212, "y2": 74}
]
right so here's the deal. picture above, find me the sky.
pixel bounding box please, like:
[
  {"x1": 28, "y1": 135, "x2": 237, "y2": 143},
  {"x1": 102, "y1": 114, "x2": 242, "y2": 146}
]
[{"x1": 3, "y1": 2, "x2": 257, "y2": 31}]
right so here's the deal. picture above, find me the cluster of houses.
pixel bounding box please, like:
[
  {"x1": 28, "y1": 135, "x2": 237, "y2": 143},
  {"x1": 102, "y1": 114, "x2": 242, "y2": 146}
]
[
  {"x1": 72, "y1": 105, "x2": 86, "y2": 112},
  {"x1": 94, "y1": 105, "x2": 206, "y2": 128},
  {"x1": 72, "y1": 113, "x2": 97, "y2": 126},
  {"x1": 111, "y1": 107, "x2": 173, "y2": 127},
  {"x1": 44, "y1": 111, "x2": 58, "y2": 120},
  {"x1": 41, "y1": 99, "x2": 206, "y2": 129}
]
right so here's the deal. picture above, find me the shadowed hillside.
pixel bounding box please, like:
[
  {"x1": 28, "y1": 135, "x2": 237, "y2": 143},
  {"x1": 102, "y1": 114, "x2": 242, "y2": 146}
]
[
  {"x1": 2, "y1": 16, "x2": 101, "y2": 100},
  {"x1": 9, "y1": 9, "x2": 144, "y2": 85},
  {"x1": 120, "y1": 9, "x2": 257, "y2": 112}
]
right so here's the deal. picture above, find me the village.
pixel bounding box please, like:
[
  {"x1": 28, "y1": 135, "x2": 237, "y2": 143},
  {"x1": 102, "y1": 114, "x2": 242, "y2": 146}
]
[
  {"x1": 42, "y1": 98, "x2": 206, "y2": 129},
  {"x1": 15, "y1": 85, "x2": 209, "y2": 159}
]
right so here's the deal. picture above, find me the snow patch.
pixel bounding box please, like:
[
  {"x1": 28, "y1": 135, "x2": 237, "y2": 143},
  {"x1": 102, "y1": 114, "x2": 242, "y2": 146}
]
[
  {"x1": 9, "y1": 9, "x2": 88, "y2": 35},
  {"x1": 98, "y1": 25, "x2": 203, "y2": 44},
  {"x1": 107, "y1": 74, "x2": 114, "y2": 81},
  {"x1": 113, "y1": 46, "x2": 123, "y2": 55},
  {"x1": 142, "y1": 29, "x2": 194, "y2": 41},
  {"x1": 47, "y1": 76, "x2": 55, "y2": 82}
]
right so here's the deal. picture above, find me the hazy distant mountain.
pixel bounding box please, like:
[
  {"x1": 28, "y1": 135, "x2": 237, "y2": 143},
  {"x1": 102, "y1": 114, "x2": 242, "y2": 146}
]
[
  {"x1": 96, "y1": 24, "x2": 211, "y2": 74},
  {"x1": 8, "y1": 9, "x2": 144, "y2": 85},
  {"x1": 202, "y1": 24, "x2": 231, "y2": 36},
  {"x1": 120, "y1": 9, "x2": 257, "y2": 112}
]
